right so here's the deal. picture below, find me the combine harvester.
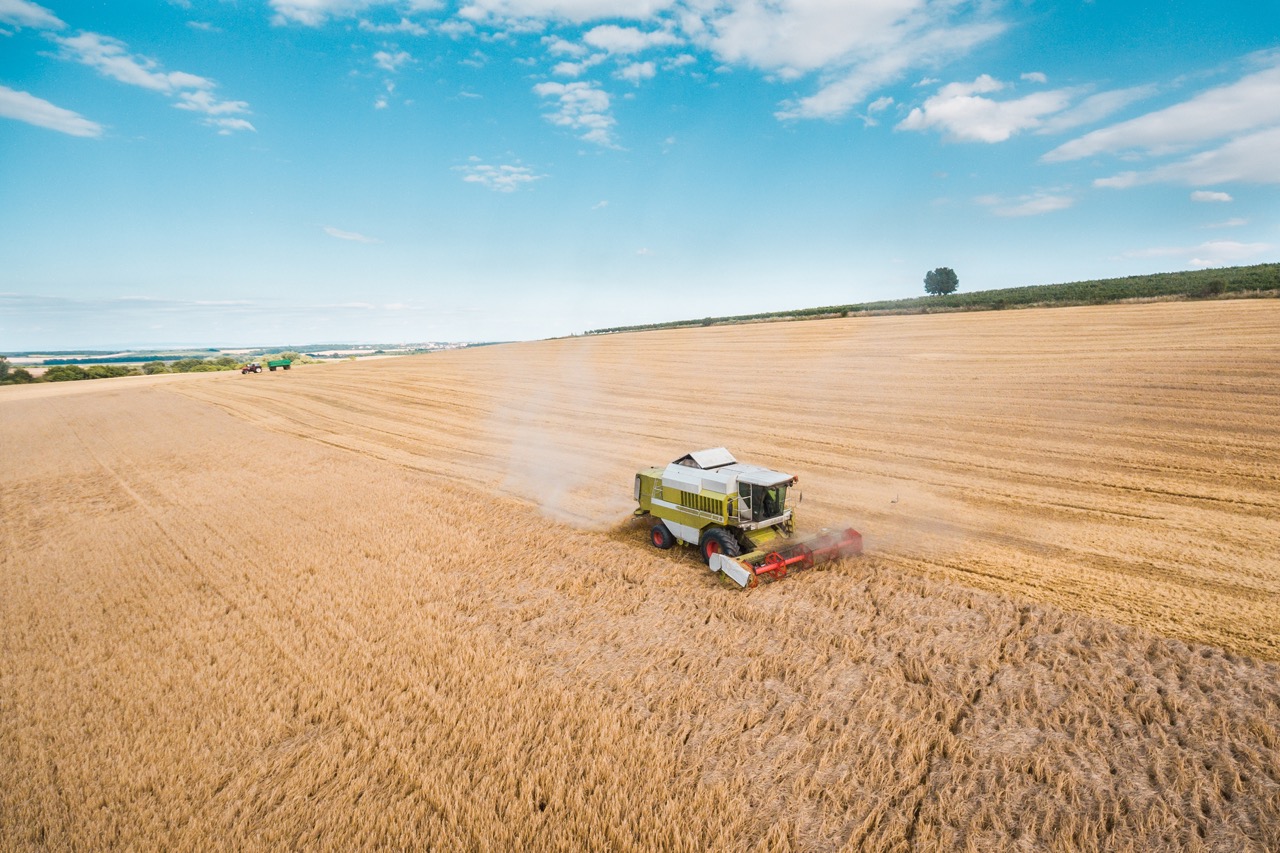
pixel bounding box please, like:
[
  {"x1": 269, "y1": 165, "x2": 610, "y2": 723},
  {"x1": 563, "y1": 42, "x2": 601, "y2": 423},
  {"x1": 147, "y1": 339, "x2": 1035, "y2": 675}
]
[{"x1": 634, "y1": 448, "x2": 862, "y2": 588}]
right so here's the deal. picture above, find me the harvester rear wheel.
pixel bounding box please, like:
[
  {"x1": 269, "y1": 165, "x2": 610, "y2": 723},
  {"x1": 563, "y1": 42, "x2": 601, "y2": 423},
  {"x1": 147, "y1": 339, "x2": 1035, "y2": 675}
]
[
  {"x1": 650, "y1": 522, "x2": 675, "y2": 550},
  {"x1": 699, "y1": 528, "x2": 740, "y2": 565}
]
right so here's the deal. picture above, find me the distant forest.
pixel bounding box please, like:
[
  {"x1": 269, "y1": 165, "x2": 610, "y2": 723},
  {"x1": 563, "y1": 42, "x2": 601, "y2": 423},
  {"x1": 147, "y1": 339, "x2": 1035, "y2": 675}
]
[{"x1": 585, "y1": 263, "x2": 1280, "y2": 335}]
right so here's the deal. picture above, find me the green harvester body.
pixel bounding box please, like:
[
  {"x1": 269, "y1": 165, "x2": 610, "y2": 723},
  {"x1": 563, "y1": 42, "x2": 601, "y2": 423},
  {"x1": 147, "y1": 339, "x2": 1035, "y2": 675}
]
[{"x1": 634, "y1": 447, "x2": 861, "y2": 588}]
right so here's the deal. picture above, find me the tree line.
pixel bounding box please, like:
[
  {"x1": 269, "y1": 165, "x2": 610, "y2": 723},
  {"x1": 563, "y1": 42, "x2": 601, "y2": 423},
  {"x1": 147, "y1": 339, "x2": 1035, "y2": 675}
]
[{"x1": 0, "y1": 352, "x2": 306, "y2": 385}]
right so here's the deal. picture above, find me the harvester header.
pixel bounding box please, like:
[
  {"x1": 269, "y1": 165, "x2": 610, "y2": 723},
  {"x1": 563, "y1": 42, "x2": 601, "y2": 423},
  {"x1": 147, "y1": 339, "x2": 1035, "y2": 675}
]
[{"x1": 634, "y1": 448, "x2": 861, "y2": 588}]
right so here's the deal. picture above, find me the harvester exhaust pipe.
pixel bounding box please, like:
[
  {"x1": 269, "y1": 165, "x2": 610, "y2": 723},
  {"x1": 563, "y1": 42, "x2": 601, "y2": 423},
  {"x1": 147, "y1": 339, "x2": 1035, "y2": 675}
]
[{"x1": 710, "y1": 527, "x2": 862, "y2": 588}]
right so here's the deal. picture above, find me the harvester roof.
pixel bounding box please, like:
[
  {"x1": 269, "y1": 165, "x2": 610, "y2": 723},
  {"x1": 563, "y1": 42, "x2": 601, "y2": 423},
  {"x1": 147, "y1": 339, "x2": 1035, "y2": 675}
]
[
  {"x1": 672, "y1": 447, "x2": 737, "y2": 469},
  {"x1": 661, "y1": 448, "x2": 794, "y2": 494}
]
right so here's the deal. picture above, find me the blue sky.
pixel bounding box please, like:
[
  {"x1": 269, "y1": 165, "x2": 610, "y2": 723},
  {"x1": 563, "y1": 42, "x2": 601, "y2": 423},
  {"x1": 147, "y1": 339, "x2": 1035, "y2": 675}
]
[{"x1": 1, "y1": 0, "x2": 1277, "y2": 348}]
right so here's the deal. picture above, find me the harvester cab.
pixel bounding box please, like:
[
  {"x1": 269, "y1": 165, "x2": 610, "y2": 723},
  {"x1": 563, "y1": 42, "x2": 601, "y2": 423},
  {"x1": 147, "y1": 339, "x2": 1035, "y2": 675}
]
[{"x1": 634, "y1": 448, "x2": 861, "y2": 588}]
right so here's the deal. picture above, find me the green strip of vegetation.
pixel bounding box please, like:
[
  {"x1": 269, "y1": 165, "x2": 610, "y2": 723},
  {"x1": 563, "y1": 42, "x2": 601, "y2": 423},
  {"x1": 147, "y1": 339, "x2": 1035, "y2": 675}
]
[
  {"x1": 0, "y1": 352, "x2": 312, "y2": 385},
  {"x1": 584, "y1": 263, "x2": 1280, "y2": 335}
]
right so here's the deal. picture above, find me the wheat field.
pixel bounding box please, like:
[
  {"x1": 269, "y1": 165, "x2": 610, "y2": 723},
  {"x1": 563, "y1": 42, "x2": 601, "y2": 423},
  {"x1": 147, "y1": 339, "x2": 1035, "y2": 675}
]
[{"x1": 3, "y1": 299, "x2": 1279, "y2": 850}]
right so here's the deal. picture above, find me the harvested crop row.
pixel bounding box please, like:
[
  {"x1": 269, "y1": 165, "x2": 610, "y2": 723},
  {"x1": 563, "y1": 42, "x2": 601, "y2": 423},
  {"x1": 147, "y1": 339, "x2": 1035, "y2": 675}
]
[
  {"x1": 177, "y1": 299, "x2": 1280, "y2": 659},
  {"x1": 3, "y1": 364, "x2": 1279, "y2": 849}
]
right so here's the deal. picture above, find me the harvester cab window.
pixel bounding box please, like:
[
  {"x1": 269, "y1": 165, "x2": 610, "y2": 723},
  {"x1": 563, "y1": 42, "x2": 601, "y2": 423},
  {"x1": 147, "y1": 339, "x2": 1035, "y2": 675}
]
[
  {"x1": 762, "y1": 487, "x2": 781, "y2": 519},
  {"x1": 739, "y1": 483, "x2": 786, "y2": 521}
]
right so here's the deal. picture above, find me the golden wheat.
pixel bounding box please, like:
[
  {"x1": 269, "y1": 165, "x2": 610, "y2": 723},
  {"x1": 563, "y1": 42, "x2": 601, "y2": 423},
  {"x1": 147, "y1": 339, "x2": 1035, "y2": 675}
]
[{"x1": 2, "y1": 299, "x2": 1278, "y2": 850}]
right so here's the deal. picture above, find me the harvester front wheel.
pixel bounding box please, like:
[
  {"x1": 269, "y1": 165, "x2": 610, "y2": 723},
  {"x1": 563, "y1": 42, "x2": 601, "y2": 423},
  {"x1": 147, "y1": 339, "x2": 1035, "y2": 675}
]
[
  {"x1": 699, "y1": 528, "x2": 740, "y2": 565},
  {"x1": 650, "y1": 522, "x2": 675, "y2": 550}
]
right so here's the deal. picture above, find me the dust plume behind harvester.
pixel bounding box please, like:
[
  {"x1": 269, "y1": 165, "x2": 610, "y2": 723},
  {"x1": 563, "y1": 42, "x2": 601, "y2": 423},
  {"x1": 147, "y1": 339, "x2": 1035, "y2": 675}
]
[{"x1": 634, "y1": 448, "x2": 862, "y2": 588}]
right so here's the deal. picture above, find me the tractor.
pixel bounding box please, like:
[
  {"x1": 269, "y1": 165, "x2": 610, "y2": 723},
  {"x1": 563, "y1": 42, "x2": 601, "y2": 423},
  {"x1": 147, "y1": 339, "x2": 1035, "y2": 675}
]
[{"x1": 634, "y1": 448, "x2": 861, "y2": 588}]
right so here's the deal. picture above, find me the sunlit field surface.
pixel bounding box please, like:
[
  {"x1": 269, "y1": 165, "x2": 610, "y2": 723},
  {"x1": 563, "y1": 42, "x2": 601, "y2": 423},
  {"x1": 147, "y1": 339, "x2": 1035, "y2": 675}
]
[{"x1": 3, "y1": 300, "x2": 1278, "y2": 849}]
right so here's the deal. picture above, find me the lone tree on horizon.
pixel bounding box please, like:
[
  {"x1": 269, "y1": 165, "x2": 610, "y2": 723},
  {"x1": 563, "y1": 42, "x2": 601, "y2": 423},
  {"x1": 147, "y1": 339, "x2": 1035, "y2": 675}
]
[{"x1": 924, "y1": 267, "x2": 960, "y2": 295}]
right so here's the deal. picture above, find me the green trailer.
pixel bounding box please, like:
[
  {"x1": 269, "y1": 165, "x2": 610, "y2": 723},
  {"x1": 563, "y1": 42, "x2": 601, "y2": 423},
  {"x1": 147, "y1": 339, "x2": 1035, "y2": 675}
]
[{"x1": 266, "y1": 358, "x2": 292, "y2": 371}]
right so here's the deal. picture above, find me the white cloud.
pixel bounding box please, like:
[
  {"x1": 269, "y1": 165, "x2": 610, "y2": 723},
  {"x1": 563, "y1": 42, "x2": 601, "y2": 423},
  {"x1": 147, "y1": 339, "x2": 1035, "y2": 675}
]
[
  {"x1": 1121, "y1": 240, "x2": 1274, "y2": 267},
  {"x1": 897, "y1": 75, "x2": 1075, "y2": 142},
  {"x1": 532, "y1": 80, "x2": 616, "y2": 145},
  {"x1": 591, "y1": 199, "x2": 608, "y2": 209},
  {"x1": 1094, "y1": 126, "x2": 1280, "y2": 188},
  {"x1": 271, "y1": 0, "x2": 380, "y2": 26},
  {"x1": 52, "y1": 31, "x2": 254, "y2": 132},
  {"x1": 455, "y1": 161, "x2": 546, "y2": 191},
  {"x1": 774, "y1": 21, "x2": 1005, "y2": 121},
  {"x1": 1190, "y1": 190, "x2": 1232, "y2": 203},
  {"x1": 1206, "y1": 218, "x2": 1247, "y2": 229},
  {"x1": 57, "y1": 32, "x2": 214, "y2": 92},
  {"x1": 373, "y1": 49, "x2": 413, "y2": 72},
  {"x1": 207, "y1": 117, "x2": 256, "y2": 134},
  {"x1": 543, "y1": 35, "x2": 586, "y2": 56},
  {"x1": 1034, "y1": 85, "x2": 1156, "y2": 135},
  {"x1": 0, "y1": 0, "x2": 63, "y2": 29},
  {"x1": 359, "y1": 17, "x2": 431, "y2": 35},
  {"x1": 323, "y1": 225, "x2": 382, "y2": 242},
  {"x1": 582, "y1": 24, "x2": 679, "y2": 54},
  {"x1": 1043, "y1": 62, "x2": 1280, "y2": 162},
  {"x1": 1021, "y1": 71, "x2": 1046, "y2": 83},
  {"x1": 175, "y1": 89, "x2": 250, "y2": 115},
  {"x1": 976, "y1": 191, "x2": 1074, "y2": 217},
  {"x1": 616, "y1": 60, "x2": 655, "y2": 84},
  {"x1": 0, "y1": 84, "x2": 101, "y2": 137},
  {"x1": 458, "y1": 0, "x2": 673, "y2": 26}
]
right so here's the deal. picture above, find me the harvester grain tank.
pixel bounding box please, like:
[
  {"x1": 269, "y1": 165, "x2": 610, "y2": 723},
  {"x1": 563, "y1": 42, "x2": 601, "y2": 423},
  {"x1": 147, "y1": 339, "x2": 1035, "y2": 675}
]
[{"x1": 634, "y1": 448, "x2": 862, "y2": 588}]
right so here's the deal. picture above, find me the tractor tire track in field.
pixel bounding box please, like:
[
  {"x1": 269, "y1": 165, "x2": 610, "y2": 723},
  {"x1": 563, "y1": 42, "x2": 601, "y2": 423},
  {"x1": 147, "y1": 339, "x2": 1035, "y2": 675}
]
[
  {"x1": 174, "y1": 300, "x2": 1280, "y2": 661},
  {"x1": 5, "y1": 300, "x2": 1280, "y2": 849},
  {"x1": 48, "y1": 397, "x2": 478, "y2": 849}
]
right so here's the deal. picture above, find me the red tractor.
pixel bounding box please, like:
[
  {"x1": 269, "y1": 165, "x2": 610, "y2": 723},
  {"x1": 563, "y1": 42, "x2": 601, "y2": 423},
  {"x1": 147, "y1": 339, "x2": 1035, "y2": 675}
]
[{"x1": 241, "y1": 362, "x2": 263, "y2": 374}]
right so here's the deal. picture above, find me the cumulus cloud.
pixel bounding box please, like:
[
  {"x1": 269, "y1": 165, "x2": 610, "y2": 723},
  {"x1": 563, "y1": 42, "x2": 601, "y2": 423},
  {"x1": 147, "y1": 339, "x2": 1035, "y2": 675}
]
[
  {"x1": 582, "y1": 24, "x2": 679, "y2": 54},
  {"x1": 374, "y1": 49, "x2": 413, "y2": 71},
  {"x1": 1021, "y1": 71, "x2": 1046, "y2": 83},
  {"x1": 897, "y1": 75, "x2": 1075, "y2": 142},
  {"x1": 616, "y1": 60, "x2": 655, "y2": 84},
  {"x1": 532, "y1": 80, "x2": 616, "y2": 145},
  {"x1": 323, "y1": 225, "x2": 382, "y2": 242},
  {"x1": 455, "y1": 159, "x2": 546, "y2": 191},
  {"x1": 1190, "y1": 190, "x2": 1232, "y2": 203},
  {"x1": 543, "y1": 35, "x2": 586, "y2": 56},
  {"x1": 0, "y1": 0, "x2": 64, "y2": 29},
  {"x1": 0, "y1": 84, "x2": 101, "y2": 137},
  {"x1": 975, "y1": 191, "x2": 1074, "y2": 217},
  {"x1": 250, "y1": 1, "x2": 1023, "y2": 139}
]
